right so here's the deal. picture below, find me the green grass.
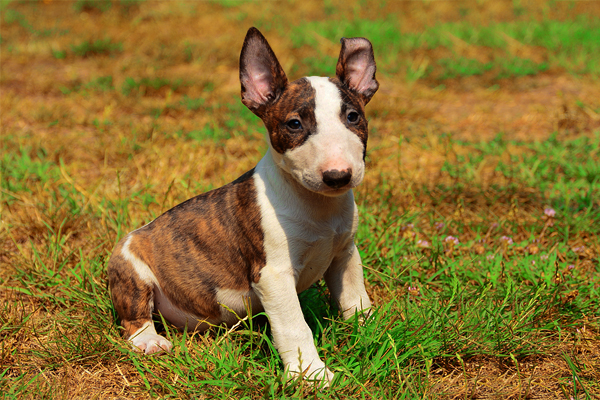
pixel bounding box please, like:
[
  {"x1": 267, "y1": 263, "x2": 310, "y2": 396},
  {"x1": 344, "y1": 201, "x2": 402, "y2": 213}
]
[
  {"x1": 2, "y1": 128, "x2": 599, "y2": 398},
  {"x1": 1, "y1": 148, "x2": 59, "y2": 197},
  {"x1": 59, "y1": 76, "x2": 115, "y2": 94},
  {"x1": 290, "y1": 16, "x2": 600, "y2": 81},
  {"x1": 166, "y1": 100, "x2": 263, "y2": 143},
  {"x1": 70, "y1": 39, "x2": 123, "y2": 58},
  {"x1": 121, "y1": 77, "x2": 186, "y2": 96},
  {"x1": 2, "y1": 7, "x2": 68, "y2": 38},
  {"x1": 178, "y1": 95, "x2": 205, "y2": 111},
  {"x1": 51, "y1": 39, "x2": 123, "y2": 59},
  {"x1": 436, "y1": 57, "x2": 494, "y2": 80},
  {"x1": 2, "y1": 1, "x2": 600, "y2": 398}
]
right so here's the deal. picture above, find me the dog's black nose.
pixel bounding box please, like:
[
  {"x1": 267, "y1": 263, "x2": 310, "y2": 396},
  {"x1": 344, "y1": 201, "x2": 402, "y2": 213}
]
[{"x1": 322, "y1": 169, "x2": 352, "y2": 189}]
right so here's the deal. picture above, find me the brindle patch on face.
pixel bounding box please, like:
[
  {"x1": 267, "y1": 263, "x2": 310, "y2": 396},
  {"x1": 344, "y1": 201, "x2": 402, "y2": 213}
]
[
  {"x1": 329, "y1": 76, "x2": 369, "y2": 154},
  {"x1": 263, "y1": 78, "x2": 317, "y2": 154}
]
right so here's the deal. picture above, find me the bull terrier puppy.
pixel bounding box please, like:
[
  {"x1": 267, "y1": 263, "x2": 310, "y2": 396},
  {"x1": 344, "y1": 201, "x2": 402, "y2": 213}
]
[{"x1": 108, "y1": 27, "x2": 378, "y2": 384}]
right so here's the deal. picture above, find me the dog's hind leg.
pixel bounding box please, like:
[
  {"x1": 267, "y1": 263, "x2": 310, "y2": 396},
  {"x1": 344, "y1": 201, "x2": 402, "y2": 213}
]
[{"x1": 107, "y1": 235, "x2": 173, "y2": 354}]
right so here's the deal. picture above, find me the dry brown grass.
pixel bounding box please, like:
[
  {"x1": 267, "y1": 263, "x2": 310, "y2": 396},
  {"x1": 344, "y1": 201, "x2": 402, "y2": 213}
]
[{"x1": 2, "y1": 0, "x2": 600, "y2": 398}]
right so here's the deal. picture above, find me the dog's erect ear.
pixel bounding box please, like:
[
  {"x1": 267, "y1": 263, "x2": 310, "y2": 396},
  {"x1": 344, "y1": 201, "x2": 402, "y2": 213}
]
[
  {"x1": 335, "y1": 37, "x2": 379, "y2": 104},
  {"x1": 240, "y1": 27, "x2": 288, "y2": 113}
]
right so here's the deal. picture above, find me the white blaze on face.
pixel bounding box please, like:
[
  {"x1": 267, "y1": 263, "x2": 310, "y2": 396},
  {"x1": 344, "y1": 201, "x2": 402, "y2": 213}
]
[{"x1": 274, "y1": 76, "x2": 365, "y2": 196}]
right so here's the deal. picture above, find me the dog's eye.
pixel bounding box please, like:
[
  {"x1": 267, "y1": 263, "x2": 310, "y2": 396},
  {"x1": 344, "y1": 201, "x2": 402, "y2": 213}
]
[
  {"x1": 286, "y1": 119, "x2": 302, "y2": 131},
  {"x1": 347, "y1": 111, "x2": 360, "y2": 124}
]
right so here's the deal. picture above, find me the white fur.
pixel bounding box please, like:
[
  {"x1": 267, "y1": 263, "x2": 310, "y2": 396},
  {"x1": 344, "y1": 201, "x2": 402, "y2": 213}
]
[
  {"x1": 122, "y1": 235, "x2": 159, "y2": 287},
  {"x1": 246, "y1": 78, "x2": 372, "y2": 382},
  {"x1": 325, "y1": 245, "x2": 372, "y2": 320},
  {"x1": 129, "y1": 321, "x2": 173, "y2": 355},
  {"x1": 216, "y1": 288, "x2": 262, "y2": 324},
  {"x1": 250, "y1": 150, "x2": 370, "y2": 383},
  {"x1": 153, "y1": 287, "x2": 215, "y2": 330}
]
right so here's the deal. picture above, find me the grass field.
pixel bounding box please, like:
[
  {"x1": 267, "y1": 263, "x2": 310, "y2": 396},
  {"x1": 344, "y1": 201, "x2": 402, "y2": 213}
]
[{"x1": 1, "y1": 0, "x2": 600, "y2": 398}]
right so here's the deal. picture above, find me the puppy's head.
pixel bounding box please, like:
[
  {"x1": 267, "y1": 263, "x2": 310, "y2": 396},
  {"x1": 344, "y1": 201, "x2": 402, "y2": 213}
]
[{"x1": 240, "y1": 27, "x2": 378, "y2": 197}]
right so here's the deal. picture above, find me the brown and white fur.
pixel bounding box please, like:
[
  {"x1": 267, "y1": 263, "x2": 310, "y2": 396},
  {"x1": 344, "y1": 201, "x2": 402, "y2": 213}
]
[{"x1": 107, "y1": 27, "x2": 379, "y2": 384}]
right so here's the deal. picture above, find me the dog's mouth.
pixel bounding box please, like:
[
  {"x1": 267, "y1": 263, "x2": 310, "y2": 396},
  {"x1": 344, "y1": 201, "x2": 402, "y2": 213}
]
[
  {"x1": 274, "y1": 152, "x2": 363, "y2": 197},
  {"x1": 299, "y1": 174, "x2": 361, "y2": 197},
  {"x1": 317, "y1": 186, "x2": 353, "y2": 197}
]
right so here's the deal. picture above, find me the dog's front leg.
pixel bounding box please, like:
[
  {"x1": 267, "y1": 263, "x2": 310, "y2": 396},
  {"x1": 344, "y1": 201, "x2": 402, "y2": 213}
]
[
  {"x1": 252, "y1": 267, "x2": 333, "y2": 384},
  {"x1": 325, "y1": 244, "x2": 372, "y2": 321}
]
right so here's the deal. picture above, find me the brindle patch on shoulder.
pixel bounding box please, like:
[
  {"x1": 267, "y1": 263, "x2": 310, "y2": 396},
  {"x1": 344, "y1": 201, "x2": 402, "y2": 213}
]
[{"x1": 263, "y1": 78, "x2": 317, "y2": 154}]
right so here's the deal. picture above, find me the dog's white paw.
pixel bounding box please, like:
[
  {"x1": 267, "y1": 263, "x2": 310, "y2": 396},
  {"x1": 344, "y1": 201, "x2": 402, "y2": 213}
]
[{"x1": 130, "y1": 332, "x2": 173, "y2": 355}]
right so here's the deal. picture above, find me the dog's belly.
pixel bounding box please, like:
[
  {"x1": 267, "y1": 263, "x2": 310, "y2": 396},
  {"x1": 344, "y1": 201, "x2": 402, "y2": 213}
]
[
  {"x1": 153, "y1": 287, "x2": 211, "y2": 330},
  {"x1": 153, "y1": 286, "x2": 263, "y2": 330}
]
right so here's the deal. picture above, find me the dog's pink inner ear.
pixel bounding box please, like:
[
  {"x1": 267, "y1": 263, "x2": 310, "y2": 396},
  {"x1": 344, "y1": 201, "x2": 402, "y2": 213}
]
[
  {"x1": 243, "y1": 66, "x2": 276, "y2": 104},
  {"x1": 336, "y1": 38, "x2": 379, "y2": 103},
  {"x1": 240, "y1": 28, "x2": 288, "y2": 110}
]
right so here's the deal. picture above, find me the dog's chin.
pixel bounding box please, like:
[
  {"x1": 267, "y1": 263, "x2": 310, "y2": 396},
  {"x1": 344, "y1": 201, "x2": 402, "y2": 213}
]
[
  {"x1": 317, "y1": 186, "x2": 353, "y2": 197},
  {"x1": 300, "y1": 180, "x2": 356, "y2": 197}
]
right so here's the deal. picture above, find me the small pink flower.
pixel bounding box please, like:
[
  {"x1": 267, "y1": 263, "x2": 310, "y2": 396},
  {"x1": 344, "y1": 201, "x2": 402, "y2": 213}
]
[
  {"x1": 544, "y1": 208, "x2": 556, "y2": 217},
  {"x1": 486, "y1": 254, "x2": 495, "y2": 260},
  {"x1": 541, "y1": 254, "x2": 549, "y2": 260},
  {"x1": 444, "y1": 236, "x2": 459, "y2": 245},
  {"x1": 500, "y1": 236, "x2": 513, "y2": 245},
  {"x1": 408, "y1": 285, "x2": 421, "y2": 296},
  {"x1": 568, "y1": 264, "x2": 575, "y2": 270},
  {"x1": 417, "y1": 239, "x2": 430, "y2": 248},
  {"x1": 573, "y1": 246, "x2": 585, "y2": 253},
  {"x1": 407, "y1": 286, "x2": 420, "y2": 296},
  {"x1": 435, "y1": 222, "x2": 445, "y2": 230}
]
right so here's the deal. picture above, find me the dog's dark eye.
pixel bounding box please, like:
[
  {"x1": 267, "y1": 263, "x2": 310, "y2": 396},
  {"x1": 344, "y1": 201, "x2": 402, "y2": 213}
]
[
  {"x1": 286, "y1": 119, "x2": 302, "y2": 131},
  {"x1": 347, "y1": 111, "x2": 360, "y2": 124}
]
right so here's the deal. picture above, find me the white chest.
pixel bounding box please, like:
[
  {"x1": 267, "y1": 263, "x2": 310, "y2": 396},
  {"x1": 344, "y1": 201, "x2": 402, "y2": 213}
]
[
  {"x1": 253, "y1": 154, "x2": 358, "y2": 293},
  {"x1": 292, "y1": 224, "x2": 352, "y2": 293}
]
